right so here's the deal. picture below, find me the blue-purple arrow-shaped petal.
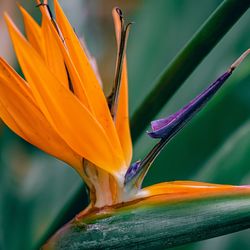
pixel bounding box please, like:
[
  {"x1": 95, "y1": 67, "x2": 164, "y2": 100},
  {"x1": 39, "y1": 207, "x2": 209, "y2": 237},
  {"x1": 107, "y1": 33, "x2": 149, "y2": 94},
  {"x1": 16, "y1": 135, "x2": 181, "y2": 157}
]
[
  {"x1": 147, "y1": 71, "x2": 231, "y2": 139},
  {"x1": 148, "y1": 49, "x2": 250, "y2": 140}
]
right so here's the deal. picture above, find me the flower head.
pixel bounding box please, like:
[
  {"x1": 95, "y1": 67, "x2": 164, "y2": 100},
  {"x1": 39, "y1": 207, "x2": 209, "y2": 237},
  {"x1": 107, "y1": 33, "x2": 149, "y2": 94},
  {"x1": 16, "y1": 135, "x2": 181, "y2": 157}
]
[{"x1": 1, "y1": 0, "x2": 250, "y2": 212}]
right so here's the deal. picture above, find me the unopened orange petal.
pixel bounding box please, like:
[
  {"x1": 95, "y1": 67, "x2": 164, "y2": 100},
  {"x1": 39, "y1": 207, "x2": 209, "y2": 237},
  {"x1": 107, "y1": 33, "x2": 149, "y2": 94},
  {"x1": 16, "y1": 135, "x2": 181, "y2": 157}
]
[
  {"x1": 143, "y1": 181, "x2": 238, "y2": 197},
  {"x1": 123, "y1": 182, "x2": 250, "y2": 212},
  {"x1": 112, "y1": 8, "x2": 132, "y2": 166},
  {"x1": 5, "y1": 15, "x2": 125, "y2": 176}
]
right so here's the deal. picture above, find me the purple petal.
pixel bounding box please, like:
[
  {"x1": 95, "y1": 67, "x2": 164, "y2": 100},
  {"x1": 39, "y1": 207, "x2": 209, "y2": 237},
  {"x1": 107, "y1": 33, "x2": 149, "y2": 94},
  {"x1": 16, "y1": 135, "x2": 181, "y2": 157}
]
[{"x1": 148, "y1": 71, "x2": 231, "y2": 139}]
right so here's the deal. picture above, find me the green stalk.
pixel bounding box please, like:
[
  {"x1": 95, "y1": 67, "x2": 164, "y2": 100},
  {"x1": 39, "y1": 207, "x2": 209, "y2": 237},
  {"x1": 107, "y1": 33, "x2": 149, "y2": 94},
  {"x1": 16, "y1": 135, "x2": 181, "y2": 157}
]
[{"x1": 131, "y1": 0, "x2": 250, "y2": 141}]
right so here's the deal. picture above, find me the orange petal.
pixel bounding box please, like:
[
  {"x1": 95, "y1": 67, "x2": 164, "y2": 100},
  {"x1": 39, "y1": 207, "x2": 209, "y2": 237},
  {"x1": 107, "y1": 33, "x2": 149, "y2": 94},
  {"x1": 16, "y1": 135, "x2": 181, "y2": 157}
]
[
  {"x1": 41, "y1": 15, "x2": 69, "y2": 88},
  {"x1": 53, "y1": 0, "x2": 123, "y2": 154},
  {"x1": 112, "y1": 8, "x2": 132, "y2": 166},
  {"x1": 18, "y1": 4, "x2": 45, "y2": 58},
  {"x1": 0, "y1": 59, "x2": 83, "y2": 173},
  {"x1": 5, "y1": 15, "x2": 125, "y2": 177},
  {"x1": 41, "y1": 11, "x2": 92, "y2": 110}
]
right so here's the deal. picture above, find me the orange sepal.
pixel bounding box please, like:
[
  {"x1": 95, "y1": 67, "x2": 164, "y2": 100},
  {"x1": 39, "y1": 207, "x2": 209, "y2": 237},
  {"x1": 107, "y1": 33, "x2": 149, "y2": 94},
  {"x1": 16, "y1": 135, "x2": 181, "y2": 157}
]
[
  {"x1": 141, "y1": 181, "x2": 250, "y2": 202},
  {"x1": 0, "y1": 58, "x2": 83, "y2": 174},
  {"x1": 5, "y1": 14, "x2": 125, "y2": 177}
]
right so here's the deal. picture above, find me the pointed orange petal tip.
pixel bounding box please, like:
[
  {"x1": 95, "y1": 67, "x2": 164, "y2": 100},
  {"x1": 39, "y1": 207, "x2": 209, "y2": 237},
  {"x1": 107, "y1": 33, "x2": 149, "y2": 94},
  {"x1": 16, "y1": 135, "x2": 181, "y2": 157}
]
[
  {"x1": 4, "y1": 12, "x2": 23, "y2": 38},
  {"x1": 18, "y1": 4, "x2": 46, "y2": 58}
]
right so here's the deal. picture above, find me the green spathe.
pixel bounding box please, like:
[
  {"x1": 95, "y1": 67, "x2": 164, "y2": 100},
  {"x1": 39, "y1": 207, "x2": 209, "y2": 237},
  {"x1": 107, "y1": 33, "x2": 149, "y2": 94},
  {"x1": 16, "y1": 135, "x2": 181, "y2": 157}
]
[{"x1": 43, "y1": 190, "x2": 250, "y2": 250}]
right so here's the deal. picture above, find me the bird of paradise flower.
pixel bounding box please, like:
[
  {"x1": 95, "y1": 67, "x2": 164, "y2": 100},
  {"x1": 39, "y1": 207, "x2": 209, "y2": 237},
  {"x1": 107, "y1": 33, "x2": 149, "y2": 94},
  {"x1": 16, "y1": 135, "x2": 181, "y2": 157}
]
[{"x1": 1, "y1": 0, "x2": 250, "y2": 248}]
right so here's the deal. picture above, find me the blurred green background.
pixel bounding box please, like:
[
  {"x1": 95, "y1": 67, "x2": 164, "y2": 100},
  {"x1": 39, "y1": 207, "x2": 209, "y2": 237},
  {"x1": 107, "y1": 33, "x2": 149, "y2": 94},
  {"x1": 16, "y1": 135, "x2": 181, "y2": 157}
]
[{"x1": 0, "y1": 0, "x2": 250, "y2": 249}]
